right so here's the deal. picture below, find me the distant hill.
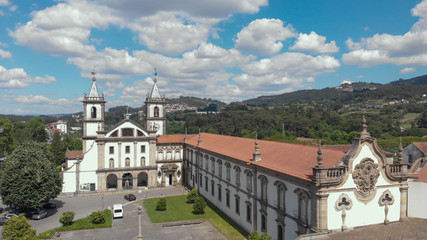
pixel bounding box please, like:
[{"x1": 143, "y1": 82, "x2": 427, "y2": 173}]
[
  {"x1": 167, "y1": 96, "x2": 226, "y2": 108},
  {"x1": 389, "y1": 75, "x2": 427, "y2": 86},
  {"x1": 243, "y1": 75, "x2": 427, "y2": 106}
]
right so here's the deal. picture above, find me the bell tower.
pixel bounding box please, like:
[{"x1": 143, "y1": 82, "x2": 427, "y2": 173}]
[
  {"x1": 82, "y1": 71, "x2": 106, "y2": 152},
  {"x1": 145, "y1": 71, "x2": 166, "y2": 136}
]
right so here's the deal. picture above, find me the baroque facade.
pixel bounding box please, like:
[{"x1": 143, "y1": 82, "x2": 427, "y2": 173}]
[{"x1": 63, "y1": 74, "x2": 413, "y2": 239}]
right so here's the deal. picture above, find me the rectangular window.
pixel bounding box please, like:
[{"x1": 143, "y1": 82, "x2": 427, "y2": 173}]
[
  {"x1": 109, "y1": 146, "x2": 114, "y2": 154},
  {"x1": 125, "y1": 146, "x2": 130, "y2": 154},
  {"x1": 141, "y1": 145, "x2": 146, "y2": 153},
  {"x1": 235, "y1": 196, "x2": 240, "y2": 215},
  {"x1": 205, "y1": 177, "x2": 208, "y2": 192},
  {"x1": 200, "y1": 174, "x2": 203, "y2": 187},
  {"x1": 218, "y1": 185, "x2": 222, "y2": 202},
  {"x1": 226, "y1": 190, "x2": 230, "y2": 208},
  {"x1": 211, "y1": 181, "x2": 214, "y2": 196},
  {"x1": 246, "y1": 204, "x2": 251, "y2": 223}
]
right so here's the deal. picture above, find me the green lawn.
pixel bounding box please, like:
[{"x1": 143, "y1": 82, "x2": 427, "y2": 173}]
[
  {"x1": 143, "y1": 195, "x2": 246, "y2": 240},
  {"x1": 36, "y1": 209, "x2": 112, "y2": 239},
  {"x1": 400, "y1": 113, "x2": 421, "y2": 129}
]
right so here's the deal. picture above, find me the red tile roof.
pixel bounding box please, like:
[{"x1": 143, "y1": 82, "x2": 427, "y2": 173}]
[
  {"x1": 185, "y1": 133, "x2": 346, "y2": 181},
  {"x1": 414, "y1": 163, "x2": 427, "y2": 182},
  {"x1": 157, "y1": 134, "x2": 196, "y2": 144},
  {"x1": 67, "y1": 150, "x2": 83, "y2": 160},
  {"x1": 413, "y1": 142, "x2": 427, "y2": 154}
]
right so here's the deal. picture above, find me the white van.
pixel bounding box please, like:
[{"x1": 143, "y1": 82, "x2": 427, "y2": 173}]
[{"x1": 113, "y1": 204, "x2": 123, "y2": 219}]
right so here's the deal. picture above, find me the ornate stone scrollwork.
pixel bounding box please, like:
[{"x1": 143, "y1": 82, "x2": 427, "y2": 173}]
[
  {"x1": 378, "y1": 190, "x2": 394, "y2": 225},
  {"x1": 334, "y1": 193, "x2": 353, "y2": 231},
  {"x1": 352, "y1": 158, "x2": 380, "y2": 200}
]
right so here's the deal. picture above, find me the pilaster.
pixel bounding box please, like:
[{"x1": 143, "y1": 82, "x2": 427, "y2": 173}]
[
  {"x1": 399, "y1": 185, "x2": 408, "y2": 222},
  {"x1": 118, "y1": 142, "x2": 122, "y2": 168}
]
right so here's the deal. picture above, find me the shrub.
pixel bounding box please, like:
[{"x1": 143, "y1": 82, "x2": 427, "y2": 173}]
[
  {"x1": 59, "y1": 211, "x2": 75, "y2": 226},
  {"x1": 89, "y1": 211, "x2": 106, "y2": 224},
  {"x1": 192, "y1": 196, "x2": 207, "y2": 214},
  {"x1": 2, "y1": 214, "x2": 36, "y2": 240},
  {"x1": 248, "y1": 230, "x2": 273, "y2": 240},
  {"x1": 187, "y1": 189, "x2": 199, "y2": 204},
  {"x1": 156, "y1": 198, "x2": 167, "y2": 211}
]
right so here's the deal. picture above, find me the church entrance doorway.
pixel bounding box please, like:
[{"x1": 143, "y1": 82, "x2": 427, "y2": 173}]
[
  {"x1": 137, "y1": 172, "x2": 148, "y2": 187},
  {"x1": 122, "y1": 173, "x2": 133, "y2": 190},
  {"x1": 168, "y1": 174, "x2": 173, "y2": 186},
  {"x1": 106, "y1": 174, "x2": 117, "y2": 189}
]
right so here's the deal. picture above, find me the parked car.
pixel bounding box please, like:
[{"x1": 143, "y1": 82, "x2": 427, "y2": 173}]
[
  {"x1": 124, "y1": 193, "x2": 136, "y2": 201},
  {"x1": 0, "y1": 207, "x2": 3, "y2": 213},
  {"x1": 0, "y1": 217, "x2": 8, "y2": 226},
  {"x1": 113, "y1": 204, "x2": 123, "y2": 219},
  {"x1": 31, "y1": 210, "x2": 47, "y2": 220},
  {"x1": 5, "y1": 213, "x2": 17, "y2": 219},
  {"x1": 43, "y1": 202, "x2": 56, "y2": 209}
]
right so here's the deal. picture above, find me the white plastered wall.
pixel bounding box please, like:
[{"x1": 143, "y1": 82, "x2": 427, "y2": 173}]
[
  {"x1": 408, "y1": 181, "x2": 427, "y2": 219},
  {"x1": 327, "y1": 144, "x2": 401, "y2": 230}
]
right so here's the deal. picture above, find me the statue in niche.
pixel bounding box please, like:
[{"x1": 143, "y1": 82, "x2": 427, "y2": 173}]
[
  {"x1": 352, "y1": 158, "x2": 380, "y2": 197},
  {"x1": 335, "y1": 193, "x2": 353, "y2": 231},
  {"x1": 378, "y1": 190, "x2": 394, "y2": 225}
]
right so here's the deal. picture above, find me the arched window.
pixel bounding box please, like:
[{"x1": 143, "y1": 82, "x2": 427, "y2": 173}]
[
  {"x1": 125, "y1": 157, "x2": 130, "y2": 167},
  {"x1": 154, "y1": 106, "x2": 159, "y2": 117},
  {"x1": 91, "y1": 107, "x2": 97, "y2": 118},
  {"x1": 140, "y1": 157, "x2": 146, "y2": 166},
  {"x1": 294, "y1": 188, "x2": 311, "y2": 225},
  {"x1": 109, "y1": 158, "x2": 114, "y2": 168},
  {"x1": 166, "y1": 150, "x2": 172, "y2": 160},
  {"x1": 234, "y1": 166, "x2": 241, "y2": 187},
  {"x1": 274, "y1": 181, "x2": 287, "y2": 212},
  {"x1": 158, "y1": 151, "x2": 164, "y2": 161},
  {"x1": 244, "y1": 169, "x2": 253, "y2": 192},
  {"x1": 258, "y1": 175, "x2": 268, "y2": 203}
]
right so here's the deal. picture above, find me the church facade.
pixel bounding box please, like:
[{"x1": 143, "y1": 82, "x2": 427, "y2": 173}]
[{"x1": 63, "y1": 74, "x2": 412, "y2": 239}]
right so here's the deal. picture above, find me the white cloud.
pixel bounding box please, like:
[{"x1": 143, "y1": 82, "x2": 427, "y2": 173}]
[
  {"x1": 290, "y1": 31, "x2": 339, "y2": 54},
  {"x1": 97, "y1": 0, "x2": 268, "y2": 19},
  {"x1": 0, "y1": 49, "x2": 12, "y2": 59},
  {"x1": 0, "y1": 66, "x2": 56, "y2": 89},
  {"x1": 400, "y1": 67, "x2": 416, "y2": 74},
  {"x1": 235, "y1": 18, "x2": 296, "y2": 55},
  {"x1": 343, "y1": 0, "x2": 427, "y2": 67},
  {"x1": 10, "y1": 1, "x2": 120, "y2": 57},
  {"x1": 128, "y1": 12, "x2": 211, "y2": 55},
  {"x1": 235, "y1": 52, "x2": 340, "y2": 90},
  {"x1": 0, "y1": 0, "x2": 9, "y2": 6},
  {"x1": 16, "y1": 95, "x2": 51, "y2": 103}
]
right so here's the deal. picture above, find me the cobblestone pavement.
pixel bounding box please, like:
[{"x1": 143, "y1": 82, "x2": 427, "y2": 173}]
[{"x1": 325, "y1": 218, "x2": 427, "y2": 240}]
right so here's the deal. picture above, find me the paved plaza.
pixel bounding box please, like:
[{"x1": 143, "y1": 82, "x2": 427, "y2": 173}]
[{"x1": 0, "y1": 186, "x2": 227, "y2": 240}]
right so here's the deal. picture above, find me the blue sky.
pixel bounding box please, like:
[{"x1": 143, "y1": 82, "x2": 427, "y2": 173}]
[{"x1": 0, "y1": 0, "x2": 426, "y2": 114}]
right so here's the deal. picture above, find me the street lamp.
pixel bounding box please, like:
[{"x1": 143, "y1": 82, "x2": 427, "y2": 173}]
[{"x1": 137, "y1": 206, "x2": 143, "y2": 240}]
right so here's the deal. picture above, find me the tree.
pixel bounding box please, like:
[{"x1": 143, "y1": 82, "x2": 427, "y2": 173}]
[
  {"x1": 2, "y1": 215, "x2": 36, "y2": 240},
  {"x1": 187, "y1": 189, "x2": 199, "y2": 204},
  {"x1": 59, "y1": 211, "x2": 75, "y2": 226},
  {"x1": 27, "y1": 117, "x2": 48, "y2": 142},
  {"x1": 63, "y1": 134, "x2": 83, "y2": 150},
  {"x1": 51, "y1": 131, "x2": 66, "y2": 166},
  {"x1": 0, "y1": 119, "x2": 16, "y2": 156},
  {"x1": 0, "y1": 142, "x2": 62, "y2": 211},
  {"x1": 193, "y1": 196, "x2": 207, "y2": 214},
  {"x1": 156, "y1": 198, "x2": 167, "y2": 211}
]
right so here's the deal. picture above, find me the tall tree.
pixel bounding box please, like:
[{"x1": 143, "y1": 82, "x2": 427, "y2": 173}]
[
  {"x1": 0, "y1": 119, "x2": 16, "y2": 156},
  {"x1": 0, "y1": 142, "x2": 62, "y2": 211},
  {"x1": 51, "y1": 131, "x2": 66, "y2": 166},
  {"x1": 27, "y1": 117, "x2": 48, "y2": 142}
]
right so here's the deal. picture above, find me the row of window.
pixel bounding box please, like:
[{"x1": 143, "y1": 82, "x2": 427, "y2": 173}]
[
  {"x1": 108, "y1": 157, "x2": 146, "y2": 168},
  {"x1": 109, "y1": 145, "x2": 146, "y2": 154},
  {"x1": 189, "y1": 148, "x2": 310, "y2": 226}
]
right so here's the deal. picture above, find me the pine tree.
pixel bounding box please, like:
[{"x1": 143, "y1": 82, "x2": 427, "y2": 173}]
[{"x1": 51, "y1": 131, "x2": 66, "y2": 166}]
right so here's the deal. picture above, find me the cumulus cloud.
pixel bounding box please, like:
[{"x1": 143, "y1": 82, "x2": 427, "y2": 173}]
[
  {"x1": 16, "y1": 95, "x2": 51, "y2": 103},
  {"x1": 97, "y1": 0, "x2": 268, "y2": 19},
  {"x1": 10, "y1": 1, "x2": 120, "y2": 57},
  {"x1": 128, "y1": 12, "x2": 211, "y2": 55},
  {"x1": 235, "y1": 18, "x2": 296, "y2": 55},
  {"x1": 0, "y1": 0, "x2": 9, "y2": 6},
  {"x1": 290, "y1": 31, "x2": 339, "y2": 54},
  {"x1": 343, "y1": 0, "x2": 427, "y2": 67},
  {"x1": 0, "y1": 66, "x2": 56, "y2": 89},
  {"x1": 235, "y1": 52, "x2": 340, "y2": 90},
  {"x1": 0, "y1": 49, "x2": 11, "y2": 59},
  {"x1": 400, "y1": 67, "x2": 416, "y2": 74}
]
